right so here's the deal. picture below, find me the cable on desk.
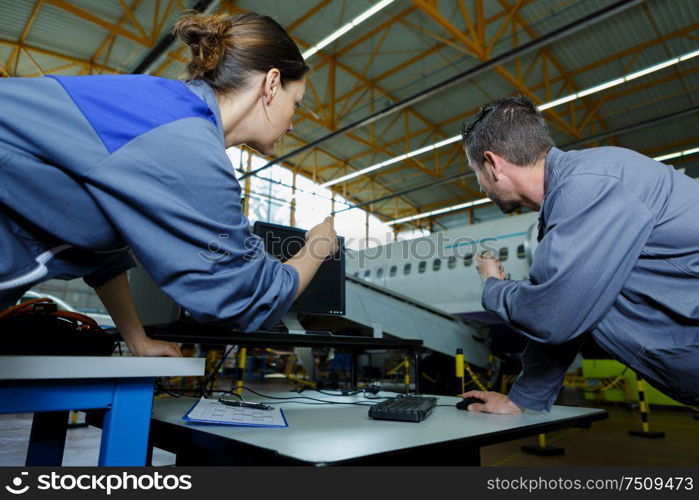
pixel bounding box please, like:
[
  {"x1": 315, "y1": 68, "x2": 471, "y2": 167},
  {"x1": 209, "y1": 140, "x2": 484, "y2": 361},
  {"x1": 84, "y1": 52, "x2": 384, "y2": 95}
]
[
  {"x1": 304, "y1": 387, "x2": 398, "y2": 399},
  {"x1": 261, "y1": 400, "x2": 377, "y2": 406},
  {"x1": 300, "y1": 382, "x2": 415, "y2": 398},
  {"x1": 208, "y1": 389, "x2": 378, "y2": 406},
  {"x1": 236, "y1": 386, "x2": 382, "y2": 406},
  {"x1": 312, "y1": 388, "x2": 363, "y2": 397}
]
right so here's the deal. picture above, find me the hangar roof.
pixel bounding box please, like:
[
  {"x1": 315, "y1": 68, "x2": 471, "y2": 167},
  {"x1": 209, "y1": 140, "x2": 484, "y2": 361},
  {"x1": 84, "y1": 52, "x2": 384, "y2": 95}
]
[{"x1": 1, "y1": 0, "x2": 697, "y2": 231}]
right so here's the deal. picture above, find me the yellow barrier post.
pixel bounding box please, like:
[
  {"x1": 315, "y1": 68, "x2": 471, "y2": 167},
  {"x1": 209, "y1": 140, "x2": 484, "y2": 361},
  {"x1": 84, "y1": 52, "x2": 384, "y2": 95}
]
[
  {"x1": 67, "y1": 410, "x2": 86, "y2": 429},
  {"x1": 235, "y1": 347, "x2": 247, "y2": 398},
  {"x1": 455, "y1": 348, "x2": 465, "y2": 394},
  {"x1": 628, "y1": 377, "x2": 665, "y2": 438},
  {"x1": 403, "y1": 356, "x2": 410, "y2": 393}
]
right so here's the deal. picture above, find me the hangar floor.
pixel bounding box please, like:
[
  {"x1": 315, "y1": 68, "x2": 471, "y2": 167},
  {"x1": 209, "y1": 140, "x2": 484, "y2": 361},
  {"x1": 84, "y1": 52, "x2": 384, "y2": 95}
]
[{"x1": 1, "y1": 381, "x2": 697, "y2": 466}]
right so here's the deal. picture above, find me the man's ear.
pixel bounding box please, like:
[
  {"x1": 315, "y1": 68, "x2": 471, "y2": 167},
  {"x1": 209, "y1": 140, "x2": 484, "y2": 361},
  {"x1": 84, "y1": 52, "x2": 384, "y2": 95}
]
[
  {"x1": 483, "y1": 151, "x2": 505, "y2": 181},
  {"x1": 483, "y1": 151, "x2": 503, "y2": 181},
  {"x1": 263, "y1": 68, "x2": 281, "y2": 105}
]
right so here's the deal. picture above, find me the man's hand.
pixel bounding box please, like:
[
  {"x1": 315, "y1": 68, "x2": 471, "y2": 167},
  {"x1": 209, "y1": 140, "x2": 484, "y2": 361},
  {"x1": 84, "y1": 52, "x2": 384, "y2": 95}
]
[
  {"x1": 476, "y1": 251, "x2": 506, "y2": 282},
  {"x1": 461, "y1": 390, "x2": 523, "y2": 414},
  {"x1": 130, "y1": 337, "x2": 182, "y2": 357}
]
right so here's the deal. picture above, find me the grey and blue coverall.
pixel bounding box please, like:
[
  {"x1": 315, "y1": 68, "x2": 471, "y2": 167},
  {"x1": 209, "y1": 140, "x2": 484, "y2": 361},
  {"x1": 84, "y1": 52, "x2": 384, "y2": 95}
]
[
  {"x1": 0, "y1": 75, "x2": 298, "y2": 331},
  {"x1": 483, "y1": 146, "x2": 699, "y2": 408}
]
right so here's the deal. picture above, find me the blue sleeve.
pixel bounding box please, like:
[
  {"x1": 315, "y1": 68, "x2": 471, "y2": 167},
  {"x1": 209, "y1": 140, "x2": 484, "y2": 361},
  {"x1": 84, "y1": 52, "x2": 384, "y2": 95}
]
[
  {"x1": 83, "y1": 249, "x2": 136, "y2": 288},
  {"x1": 482, "y1": 174, "x2": 655, "y2": 345},
  {"x1": 508, "y1": 336, "x2": 586, "y2": 411},
  {"x1": 82, "y1": 118, "x2": 299, "y2": 331}
]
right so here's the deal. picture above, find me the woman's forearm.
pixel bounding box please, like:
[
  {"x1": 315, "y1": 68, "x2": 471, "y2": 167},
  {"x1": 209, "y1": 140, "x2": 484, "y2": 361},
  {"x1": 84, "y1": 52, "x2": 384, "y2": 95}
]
[
  {"x1": 285, "y1": 245, "x2": 325, "y2": 299},
  {"x1": 94, "y1": 272, "x2": 182, "y2": 357},
  {"x1": 285, "y1": 216, "x2": 338, "y2": 299},
  {"x1": 94, "y1": 272, "x2": 147, "y2": 347}
]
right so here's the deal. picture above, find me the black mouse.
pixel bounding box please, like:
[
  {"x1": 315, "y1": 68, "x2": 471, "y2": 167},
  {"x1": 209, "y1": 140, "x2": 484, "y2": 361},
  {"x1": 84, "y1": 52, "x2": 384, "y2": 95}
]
[{"x1": 456, "y1": 397, "x2": 485, "y2": 411}]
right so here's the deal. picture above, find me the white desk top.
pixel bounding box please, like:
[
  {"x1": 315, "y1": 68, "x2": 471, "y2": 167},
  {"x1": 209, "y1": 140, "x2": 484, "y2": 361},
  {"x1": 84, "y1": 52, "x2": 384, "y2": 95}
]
[
  {"x1": 152, "y1": 392, "x2": 607, "y2": 464},
  {"x1": 0, "y1": 356, "x2": 205, "y2": 380}
]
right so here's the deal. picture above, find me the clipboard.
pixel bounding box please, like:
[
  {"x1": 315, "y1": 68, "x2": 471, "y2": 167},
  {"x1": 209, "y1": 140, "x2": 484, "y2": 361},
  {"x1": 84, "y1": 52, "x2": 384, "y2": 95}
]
[{"x1": 182, "y1": 398, "x2": 288, "y2": 428}]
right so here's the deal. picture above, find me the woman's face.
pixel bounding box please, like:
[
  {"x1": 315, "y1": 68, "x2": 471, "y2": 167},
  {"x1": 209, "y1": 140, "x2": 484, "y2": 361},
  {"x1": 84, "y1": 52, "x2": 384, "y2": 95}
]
[{"x1": 251, "y1": 74, "x2": 306, "y2": 156}]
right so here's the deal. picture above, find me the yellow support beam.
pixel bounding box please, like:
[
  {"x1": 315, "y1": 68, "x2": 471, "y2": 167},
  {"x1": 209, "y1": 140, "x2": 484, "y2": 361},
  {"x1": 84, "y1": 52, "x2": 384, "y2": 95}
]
[
  {"x1": 89, "y1": 0, "x2": 144, "y2": 74},
  {"x1": 151, "y1": 0, "x2": 178, "y2": 43},
  {"x1": 328, "y1": 56, "x2": 336, "y2": 130},
  {"x1": 324, "y1": 0, "x2": 537, "y2": 109},
  {"x1": 22, "y1": 47, "x2": 46, "y2": 75},
  {"x1": 475, "y1": 0, "x2": 485, "y2": 51},
  {"x1": 456, "y1": 0, "x2": 479, "y2": 46},
  {"x1": 288, "y1": 0, "x2": 332, "y2": 33},
  {"x1": 0, "y1": 39, "x2": 120, "y2": 74},
  {"x1": 485, "y1": 0, "x2": 523, "y2": 56},
  {"x1": 5, "y1": 0, "x2": 44, "y2": 76},
  {"x1": 411, "y1": 0, "x2": 482, "y2": 57},
  {"x1": 115, "y1": 0, "x2": 150, "y2": 41},
  {"x1": 24, "y1": 61, "x2": 77, "y2": 77},
  {"x1": 43, "y1": 0, "x2": 152, "y2": 46}
]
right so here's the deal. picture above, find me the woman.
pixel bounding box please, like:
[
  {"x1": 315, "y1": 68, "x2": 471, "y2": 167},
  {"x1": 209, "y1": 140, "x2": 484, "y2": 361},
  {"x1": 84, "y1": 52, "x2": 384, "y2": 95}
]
[{"x1": 0, "y1": 13, "x2": 338, "y2": 356}]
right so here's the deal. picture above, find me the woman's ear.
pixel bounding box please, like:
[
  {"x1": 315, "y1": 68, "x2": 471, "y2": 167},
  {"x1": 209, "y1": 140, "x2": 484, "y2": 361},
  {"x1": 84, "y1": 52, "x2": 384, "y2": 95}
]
[{"x1": 263, "y1": 68, "x2": 282, "y2": 105}]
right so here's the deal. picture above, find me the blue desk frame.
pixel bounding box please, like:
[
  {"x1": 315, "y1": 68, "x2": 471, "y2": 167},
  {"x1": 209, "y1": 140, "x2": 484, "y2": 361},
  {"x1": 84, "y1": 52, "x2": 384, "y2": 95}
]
[{"x1": 0, "y1": 377, "x2": 155, "y2": 466}]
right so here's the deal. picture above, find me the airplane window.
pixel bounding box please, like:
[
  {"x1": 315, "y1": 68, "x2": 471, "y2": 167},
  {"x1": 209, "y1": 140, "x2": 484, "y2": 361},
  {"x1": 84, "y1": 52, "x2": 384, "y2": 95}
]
[
  {"x1": 447, "y1": 256, "x2": 457, "y2": 269},
  {"x1": 404, "y1": 263, "x2": 411, "y2": 275},
  {"x1": 377, "y1": 268, "x2": 384, "y2": 279},
  {"x1": 364, "y1": 270, "x2": 371, "y2": 278},
  {"x1": 499, "y1": 247, "x2": 509, "y2": 261},
  {"x1": 464, "y1": 254, "x2": 473, "y2": 266},
  {"x1": 389, "y1": 265, "x2": 397, "y2": 277},
  {"x1": 418, "y1": 261, "x2": 426, "y2": 273},
  {"x1": 433, "y1": 259, "x2": 441, "y2": 271},
  {"x1": 517, "y1": 244, "x2": 526, "y2": 259}
]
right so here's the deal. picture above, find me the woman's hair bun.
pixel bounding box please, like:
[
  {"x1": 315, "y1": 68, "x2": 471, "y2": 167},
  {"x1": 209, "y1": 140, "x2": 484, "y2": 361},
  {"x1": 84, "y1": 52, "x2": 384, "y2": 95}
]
[
  {"x1": 174, "y1": 13, "x2": 230, "y2": 79},
  {"x1": 172, "y1": 12, "x2": 309, "y2": 94}
]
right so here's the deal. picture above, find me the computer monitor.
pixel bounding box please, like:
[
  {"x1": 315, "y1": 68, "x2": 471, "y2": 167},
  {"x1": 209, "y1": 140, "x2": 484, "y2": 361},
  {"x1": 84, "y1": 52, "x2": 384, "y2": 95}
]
[{"x1": 252, "y1": 221, "x2": 345, "y2": 316}]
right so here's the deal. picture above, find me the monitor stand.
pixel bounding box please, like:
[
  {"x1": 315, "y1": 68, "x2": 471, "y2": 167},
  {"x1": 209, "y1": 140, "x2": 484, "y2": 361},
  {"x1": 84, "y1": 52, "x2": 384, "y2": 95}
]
[
  {"x1": 282, "y1": 313, "x2": 331, "y2": 336},
  {"x1": 282, "y1": 313, "x2": 331, "y2": 377},
  {"x1": 282, "y1": 313, "x2": 306, "y2": 335}
]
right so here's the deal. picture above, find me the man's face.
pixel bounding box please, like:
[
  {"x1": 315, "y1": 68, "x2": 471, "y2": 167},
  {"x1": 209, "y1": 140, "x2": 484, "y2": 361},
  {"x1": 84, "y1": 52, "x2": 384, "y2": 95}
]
[{"x1": 470, "y1": 155, "x2": 521, "y2": 214}]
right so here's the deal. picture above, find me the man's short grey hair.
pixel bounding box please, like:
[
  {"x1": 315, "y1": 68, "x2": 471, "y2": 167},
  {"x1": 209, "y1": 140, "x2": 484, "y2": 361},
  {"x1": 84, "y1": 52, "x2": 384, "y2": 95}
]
[{"x1": 461, "y1": 95, "x2": 554, "y2": 169}]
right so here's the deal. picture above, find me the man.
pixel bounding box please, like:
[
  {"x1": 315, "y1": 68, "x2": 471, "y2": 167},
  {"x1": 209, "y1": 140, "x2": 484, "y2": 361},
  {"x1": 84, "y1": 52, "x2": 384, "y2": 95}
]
[{"x1": 459, "y1": 95, "x2": 699, "y2": 414}]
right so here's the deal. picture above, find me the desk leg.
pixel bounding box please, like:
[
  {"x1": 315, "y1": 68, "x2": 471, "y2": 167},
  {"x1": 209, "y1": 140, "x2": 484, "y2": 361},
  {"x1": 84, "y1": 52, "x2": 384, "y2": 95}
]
[
  {"x1": 26, "y1": 411, "x2": 69, "y2": 466},
  {"x1": 98, "y1": 378, "x2": 154, "y2": 466},
  {"x1": 413, "y1": 348, "x2": 421, "y2": 394},
  {"x1": 350, "y1": 350, "x2": 358, "y2": 388}
]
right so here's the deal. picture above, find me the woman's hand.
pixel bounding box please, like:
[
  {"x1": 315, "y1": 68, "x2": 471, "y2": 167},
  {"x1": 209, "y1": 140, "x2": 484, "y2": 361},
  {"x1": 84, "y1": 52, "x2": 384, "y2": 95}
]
[
  {"x1": 305, "y1": 216, "x2": 339, "y2": 260},
  {"x1": 95, "y1": 273, "x2": 182, "y2": 358},
  {"x1": 286, "y1": 216, "x2": 339, "y2": 299},
  {"x1": 129, "y1": 337, "x2": 182, "y2": 357}
]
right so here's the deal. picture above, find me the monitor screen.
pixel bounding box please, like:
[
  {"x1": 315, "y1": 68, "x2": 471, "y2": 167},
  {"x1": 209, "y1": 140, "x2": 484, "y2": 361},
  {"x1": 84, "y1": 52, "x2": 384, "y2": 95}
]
[{"x1": 252, "y1": 221, "x2": 345, "y2": 316}]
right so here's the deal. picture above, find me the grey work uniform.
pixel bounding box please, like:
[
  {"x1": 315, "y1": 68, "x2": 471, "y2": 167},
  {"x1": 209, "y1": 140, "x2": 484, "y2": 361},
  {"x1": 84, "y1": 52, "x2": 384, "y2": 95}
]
[
  {"x1": 0, "y1": 75, "x2": 298, "y2": 331},
  {"x1": 483, "y1": 146, "x2": 699, "y2": 409}
]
